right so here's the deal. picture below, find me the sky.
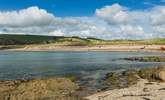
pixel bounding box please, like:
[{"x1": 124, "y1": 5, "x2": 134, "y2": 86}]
[{"x1": 0, "y1": 0, "x2": 165, "y2": 39}]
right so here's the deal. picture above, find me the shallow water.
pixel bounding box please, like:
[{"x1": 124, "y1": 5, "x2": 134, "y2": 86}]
[{"x1": 0, "y1": 51, "x2": 164, "y2": 80}]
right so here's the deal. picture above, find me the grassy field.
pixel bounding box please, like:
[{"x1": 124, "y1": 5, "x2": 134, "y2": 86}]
[
  {"x1": 106, "y1": 38, "x2": 165, "y2": 45},
  {"x1": 0, "y1": 34, "x2": 164, "y2": 46}
]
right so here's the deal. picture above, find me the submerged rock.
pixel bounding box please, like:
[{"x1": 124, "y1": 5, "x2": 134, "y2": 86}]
[
  {"x1": 105, "y1": 72, "x2": 120, "y2": 86},
  {"x1": 122, "y1": 69, "x2": 139, "y2": 85},
  {"x1": 123, "y1": 56, "x2": 165, "y2": 62},
  {"x1": 104, "y1": 70, "x2": 140, "y2": 89},
  {"x1": 0, "y1": 77, "x2": 79, "y2": 100}
]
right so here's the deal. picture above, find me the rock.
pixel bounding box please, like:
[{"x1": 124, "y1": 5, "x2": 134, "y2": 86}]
[
  {"x1": 157, "y1": 71, "x2": 165, "y2": 81},
  {"x1": 0, "y1": 77, "x2": 79, "y2": 100},
  {"x1": 138, "y1": 67, "x2": 156, "y2": 81},
  {"x1": 64, "y1": 74, "x2": 81, "y2": 82},
  {"x1": 123, "y1": 56, "x2": 165, "y2": 62},
  {"x1": 138, "y1": 65, "x2": 165, "y2": 82},
  {"x1": 153, "y1": 66, "x2": 165, "y2": 81},
  {"x1": 105, "y1": 72, "x2": 120, "y2": 86},
  {"x1": 86, "y1": 79, "x2": 165, "y2": 100},
  {"x1": 104, "y1": 70, "x2": 139, "y2": 89},
  {"x1": 104, "y1": 65, "x2": 165, "y2": 91},
  {"x1": 122, "y1": 70, "x2": 139, "y2": 85}
]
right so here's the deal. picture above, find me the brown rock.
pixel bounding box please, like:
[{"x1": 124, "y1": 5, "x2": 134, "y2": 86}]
[
  {"x1": 153, "y1": 66, "x2": 165, "y2": 81},
  {"x1": 0, "y1": 77, "x2": 79, "y2": 100},
  {"x1": 155, "y1": 70, "x2": 165, "y2": 81}
]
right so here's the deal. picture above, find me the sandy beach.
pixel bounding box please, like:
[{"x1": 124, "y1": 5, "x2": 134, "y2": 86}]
[{"x1": 3, "y1": 44, "x2": 165, "y2": 52}]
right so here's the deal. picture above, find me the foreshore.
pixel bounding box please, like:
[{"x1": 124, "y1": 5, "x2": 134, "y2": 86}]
[
  {"x1": 1, "y1": 44, "x2": 165, "y2": 52},
  {"x1": 0, "y1": 65, "x2": 165, "y2": 100},
  {"x1": 0, "y1": 77, "x2": 80, "y2": 100},
  {"x1": 85, "y1": 79, "x2": 165, "y2": 100},
  {"x1": 85, "y1": 65, "x2": 165, "y2": 100},
  {"x1": 0, "y1": 44, "x2": 165, "y2": 100}
]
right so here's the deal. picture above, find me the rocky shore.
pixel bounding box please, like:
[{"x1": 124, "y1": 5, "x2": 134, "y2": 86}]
[
  {"x1": 86, "y1": 65, "x2": 165, "y2": 100},
  {"x1": 86, "y1": 79, "x2": 165, "y2": 100},
  {"x1": 0, "y1": 65, "x2": 165, "y2": 100},
  {"x1": 123, "y1": 56, "x2": 165, "y2": 62},
  {"x1": 0, "y1": 78, "x2": 80, "y2": 100}
]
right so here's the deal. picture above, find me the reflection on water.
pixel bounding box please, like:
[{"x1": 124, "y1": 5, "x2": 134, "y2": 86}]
[{"x1": 0, "y1": 51, "x2": 164, "y2": 80}]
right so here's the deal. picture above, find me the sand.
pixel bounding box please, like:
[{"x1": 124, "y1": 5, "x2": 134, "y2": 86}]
[{"x1": 3, "y1": 44, "x2": 165, "y2": 52}]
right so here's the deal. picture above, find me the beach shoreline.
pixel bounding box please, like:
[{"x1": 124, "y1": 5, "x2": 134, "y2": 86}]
[{"x1": 1, "y1": 44, "x2": 165, "y2": 52}]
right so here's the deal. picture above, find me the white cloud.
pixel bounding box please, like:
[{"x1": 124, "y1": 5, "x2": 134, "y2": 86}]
[
  {"x1": 95, "y1": 4, "x2": 165, "y2": 39},
  {"x1": 96, "y1": 4, "x2": 132, "y2": 24},
  {"x1": 120, "y1": 25, "x2": 144, "y2": 35},
  {"x1": 0, "y1": 6, "x2": 55, "y2": 27},
  {"x1": 150, "y1": 6, "x2": 165, "y2": 25},
  {"x1": 0, "y1": 5, "x2": 164, "y2": 39},
  {"x1": 48, "y1": 30, "x2": 64, "y2": 36}
]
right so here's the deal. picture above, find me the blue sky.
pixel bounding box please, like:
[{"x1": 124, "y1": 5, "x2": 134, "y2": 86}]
[
  {"x1": 0, "y1": 0, "x2": 165, "y2": 16},
  {"x1": 0, "y1": 0, "x2": 165, "y2": 39}
]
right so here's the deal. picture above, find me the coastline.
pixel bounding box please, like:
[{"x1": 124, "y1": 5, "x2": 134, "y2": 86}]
[
  {"x1": 0, "y1": 44, "x2": 165, "y2": 100},
  {"x1": 0, "y1": 77, "x2": 80, "y2": 100},
  {"x1": 85, "y1": 79, "x2": 165, "y2": 100},
  {"x1": 85, "y1": 65, "x2": 165, "y2": 100},
  {"x1": 0, "y1": 65, "x2": 165, "y2": 100},
  {"x1": 0, "y1": 45, "x2": 165, "y2": 100},
  {"x1": 1, "y1": 44, "x2": 165, "y2": 52}
]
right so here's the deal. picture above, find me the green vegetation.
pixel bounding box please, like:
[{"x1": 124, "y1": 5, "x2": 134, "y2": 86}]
[
  {"x1": 106, "y1": 38, "x2": 165, "y2": 45},
  {"x1": 0, "y1": 34, "x2": 106, "y2": 46},
  {"x1": 142, "y1": 38, "x2": 165, "y2": 45},
  {"x1": 0, "y1": 34, "x2": 67, "y2": 45},
  {"x1": 123, "y1": 56, "x2": 165, "y2": 62},
  {"x1": 0, "y1": 34, "x2": 164, "y2": 45}
]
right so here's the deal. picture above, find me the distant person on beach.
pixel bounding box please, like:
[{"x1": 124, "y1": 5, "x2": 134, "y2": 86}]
[{"x1": 140, "y1": 46, "x2": 145, "y2": 50}]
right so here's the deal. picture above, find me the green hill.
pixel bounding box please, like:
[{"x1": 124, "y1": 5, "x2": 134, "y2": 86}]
[
  {"x1": 0, "y1": 34, "x2": 93, "y2": 45},
  {"x1": 0, "y1": 34, "x2": 164, "y2": 45}
]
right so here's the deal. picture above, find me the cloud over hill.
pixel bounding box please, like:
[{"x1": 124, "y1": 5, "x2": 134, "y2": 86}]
[{"x1": 0, "y1": 4, "x2": 164, "y2": 39}]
